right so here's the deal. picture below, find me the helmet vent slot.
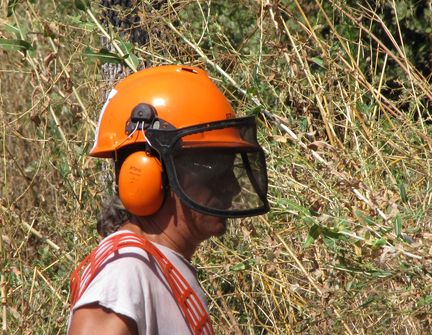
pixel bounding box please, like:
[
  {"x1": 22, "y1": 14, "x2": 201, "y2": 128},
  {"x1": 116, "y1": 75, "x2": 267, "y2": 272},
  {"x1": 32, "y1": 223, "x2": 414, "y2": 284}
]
[{"x1": 181, "y1": 67, "x2": 198, "y2": 74}]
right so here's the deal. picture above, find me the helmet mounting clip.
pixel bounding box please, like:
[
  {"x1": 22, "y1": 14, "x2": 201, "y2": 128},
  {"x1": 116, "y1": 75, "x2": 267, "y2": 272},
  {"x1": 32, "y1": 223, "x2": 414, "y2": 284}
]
[{"x1": 125, "y1": 103, "x2": 157, "y2": 135}]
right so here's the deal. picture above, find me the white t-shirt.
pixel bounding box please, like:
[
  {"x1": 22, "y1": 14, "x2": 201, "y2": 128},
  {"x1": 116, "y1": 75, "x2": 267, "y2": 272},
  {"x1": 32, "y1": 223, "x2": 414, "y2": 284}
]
[{"x1": 69, "y1": 231, "x2": 208, "y2": 335}]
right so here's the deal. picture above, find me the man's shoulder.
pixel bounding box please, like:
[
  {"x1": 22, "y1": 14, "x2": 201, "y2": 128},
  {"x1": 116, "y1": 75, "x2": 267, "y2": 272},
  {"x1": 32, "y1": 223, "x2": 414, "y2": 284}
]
[
  {"x1": 96, "y1": 231, "x2": 156, "y2": 271},
  {"x1": 93, "y1": 230, "x2": 197, "y2": 284}
]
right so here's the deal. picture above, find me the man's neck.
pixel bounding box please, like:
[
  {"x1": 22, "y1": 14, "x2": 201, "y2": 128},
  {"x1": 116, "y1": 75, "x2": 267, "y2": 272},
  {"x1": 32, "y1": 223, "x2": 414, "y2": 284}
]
[{"x1": 120, "y1": 220, "x2": 199, "y2": 261}]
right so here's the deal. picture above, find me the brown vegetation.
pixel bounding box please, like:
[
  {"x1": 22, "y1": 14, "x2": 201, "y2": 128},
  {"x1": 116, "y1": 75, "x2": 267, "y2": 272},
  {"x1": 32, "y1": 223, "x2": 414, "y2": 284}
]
[{"x1": 1, "y1": 1, "x2": 431, "y2": 334}]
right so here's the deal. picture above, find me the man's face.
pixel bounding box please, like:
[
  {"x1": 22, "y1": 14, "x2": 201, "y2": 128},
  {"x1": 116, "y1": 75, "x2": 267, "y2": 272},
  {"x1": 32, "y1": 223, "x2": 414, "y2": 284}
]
[
  {"x1": 175, "y1": 152, "x2": 241, "y2": 240},
  {"x1": 179, "y1": 152, "x2": 241, "y2": 207},
  {"x1": 187, "y1": 207, "x2": 228, "y2": 239},
  {"x1": 175, "y1": 151, "x2": 242, "y2": 211}
]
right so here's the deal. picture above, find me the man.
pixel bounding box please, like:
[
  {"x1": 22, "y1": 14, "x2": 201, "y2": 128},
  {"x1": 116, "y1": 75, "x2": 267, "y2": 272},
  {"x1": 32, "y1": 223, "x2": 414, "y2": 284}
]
[{"x1": 68, "y1": 65, "x2": 269, "y2": 335}]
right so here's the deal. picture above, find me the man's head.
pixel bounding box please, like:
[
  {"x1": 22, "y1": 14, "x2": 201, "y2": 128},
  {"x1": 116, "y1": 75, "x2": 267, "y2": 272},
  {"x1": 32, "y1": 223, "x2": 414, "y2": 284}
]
[{"x1": 91, "y1": 65, "x2": 269, "y2": 226}]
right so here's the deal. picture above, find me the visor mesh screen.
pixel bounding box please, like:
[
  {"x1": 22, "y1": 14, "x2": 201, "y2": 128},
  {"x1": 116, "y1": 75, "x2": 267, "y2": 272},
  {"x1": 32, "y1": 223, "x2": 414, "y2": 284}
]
[{"x1": 173, "y1": 149, "x2": 266, "y2": 213}]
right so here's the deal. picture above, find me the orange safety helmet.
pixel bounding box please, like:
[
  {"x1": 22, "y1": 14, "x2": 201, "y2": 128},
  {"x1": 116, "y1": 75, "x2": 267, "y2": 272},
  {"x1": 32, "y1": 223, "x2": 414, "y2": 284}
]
[
  {"x1": 90, "y1": 65, "x2": 235, "y2": 157},
  {"x1": 91, "y1": 65, "x2": 269, "y2": 217}
]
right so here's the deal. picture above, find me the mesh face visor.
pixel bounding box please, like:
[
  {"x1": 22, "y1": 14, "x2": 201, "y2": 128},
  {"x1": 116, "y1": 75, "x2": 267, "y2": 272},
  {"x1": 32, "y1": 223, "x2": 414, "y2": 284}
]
[{"x1": 146, "y1": 116, "x2": 269, "y2": 218}]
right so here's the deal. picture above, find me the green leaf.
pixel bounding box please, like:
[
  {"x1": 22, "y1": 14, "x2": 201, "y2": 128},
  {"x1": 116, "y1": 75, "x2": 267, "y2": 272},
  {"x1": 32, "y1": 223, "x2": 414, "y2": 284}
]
[
  {"x1": 303, "y1": 216, "x2": 317, "y2": 225},
  {"x1": 230, "y1": 259, "x2": 255, "y2": 272},
  {"x1": 372, "y1": 237, "x2": 386, "y2": 249},
  {"x1": 66, "y1": 14, "x2": 97, "y2": 31},
  {"x1": 0, "y1": 38, "x2": 33, "y2": 52},
  {"x1": 310, "y1": 57, "x2": 325, "y2": 68},
  {"x1": 356, "y1": 101, "x2": 373, "y2": 115},
  {"x1": 355, "y1": 210, "x2": 376, "y2": 226},
  {"x1": 323, "y1": 236, "x2": 336, "y2": 249},
  {"x1": 367, "y1": 269, "x2": 392, "y2": 278},
  {"x1": 117, "y1": 38, "x2": 140, "y2": 69},
  {"x1": 282, "y1": 199, "x2": 310, "y2": 216},
  {"x1": 359, "y1": 296, "x2": 376, "y2": 308},
  {"x1": 74, "y1": 0, "x2": 90, "y2": 11},
  {"x1": 7, "y1": 0, "x2": 19, "y2": 17},
  {"x1": 230, "y1": 262, "x2": 246, "y2": 272},
  {"x1": 398, "y1": 182, "x2": 408, "y2": 202},
  {"x1": 67, "y1": 14, "x2": 84, "y2": 24},
  {"x1": 395, "y1": 2, "x2": 408, "y2": 20},
  {"x1": 417, "y1": 295, "x2": 432, "y2": 307},
  {"x1": 60, "y1": 160, "x2": 71, "y2": 178},
  {"x1": 127, "y1": 51, "x2": 140, "y2": 69},
  {"x1": 364, "y1": 231, "x2": 371, "y2": 240},
  {"x1": 3, "y1": 23, "x2": 20, "y2": 39},
  {"x1": 394, "y1": 214, "x2": 402, "y2": 237},
  {"x1": 83, "y1": 47, "x2": 124, "y2": 64},
  {"x1": 303, "y1": 224, "x2": 321, "y2": 248},
  {"x1": 322, "y1": 227, "x2": 343, "y2": 240},
  {"x1": 245, "y1": 104, "x2": 264, "y2": 116},
  {"x1": 24, "y1": 161, "x2": 38, "y2": 176}
]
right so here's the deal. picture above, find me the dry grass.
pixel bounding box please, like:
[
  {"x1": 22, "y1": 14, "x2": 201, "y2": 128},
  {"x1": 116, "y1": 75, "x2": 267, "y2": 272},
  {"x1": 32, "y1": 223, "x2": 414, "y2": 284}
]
[{"x1": 1, "y1": 1, "x2": 431, "y2": 334}]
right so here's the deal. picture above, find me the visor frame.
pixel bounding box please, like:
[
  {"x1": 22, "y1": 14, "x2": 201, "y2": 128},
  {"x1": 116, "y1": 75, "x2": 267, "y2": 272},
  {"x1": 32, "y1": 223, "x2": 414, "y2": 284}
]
[{"x1": 145, "y1": 116, "x2": 270, "y2": 218}]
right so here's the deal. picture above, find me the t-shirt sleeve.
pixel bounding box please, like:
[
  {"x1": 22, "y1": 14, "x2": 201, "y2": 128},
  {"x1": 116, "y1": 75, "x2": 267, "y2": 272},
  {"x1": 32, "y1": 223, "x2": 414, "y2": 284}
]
[{"x1": 71, "y1": 247, "x2": 151, "y2": 327}]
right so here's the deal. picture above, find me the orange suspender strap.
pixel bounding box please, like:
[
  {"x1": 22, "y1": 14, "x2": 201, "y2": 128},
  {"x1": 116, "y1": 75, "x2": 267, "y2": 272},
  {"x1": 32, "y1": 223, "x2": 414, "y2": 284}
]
[{"x1": 70, "y1": 232, "x2": 215, "y2": 335}]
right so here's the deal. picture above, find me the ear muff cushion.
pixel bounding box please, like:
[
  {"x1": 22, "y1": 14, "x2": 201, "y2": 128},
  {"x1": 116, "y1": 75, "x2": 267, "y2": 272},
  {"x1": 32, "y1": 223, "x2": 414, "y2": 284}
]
[{"x1": 118, "y1": 151, "x2": 164, "y2": 216}]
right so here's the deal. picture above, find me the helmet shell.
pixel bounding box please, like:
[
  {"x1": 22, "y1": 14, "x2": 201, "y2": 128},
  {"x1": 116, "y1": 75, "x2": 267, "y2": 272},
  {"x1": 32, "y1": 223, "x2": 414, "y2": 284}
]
[{"x1": 90, "y1": 65, "x2": 235, "y2": 157}]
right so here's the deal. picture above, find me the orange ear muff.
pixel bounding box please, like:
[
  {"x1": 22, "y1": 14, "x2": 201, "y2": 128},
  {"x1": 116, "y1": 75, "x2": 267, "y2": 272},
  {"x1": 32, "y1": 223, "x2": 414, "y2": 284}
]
[{"x1": 118, "y1": 151, "x2": 164, "y2": 216}]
